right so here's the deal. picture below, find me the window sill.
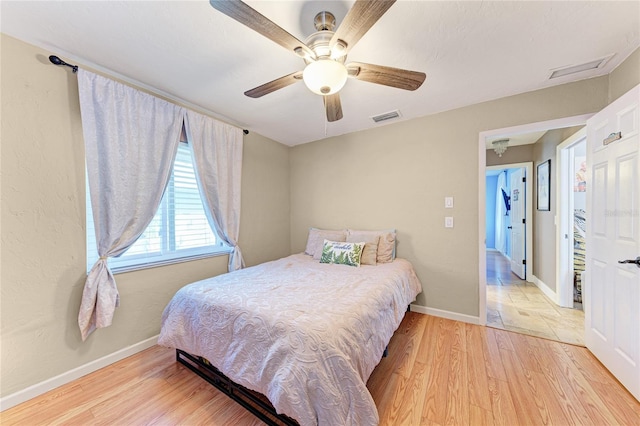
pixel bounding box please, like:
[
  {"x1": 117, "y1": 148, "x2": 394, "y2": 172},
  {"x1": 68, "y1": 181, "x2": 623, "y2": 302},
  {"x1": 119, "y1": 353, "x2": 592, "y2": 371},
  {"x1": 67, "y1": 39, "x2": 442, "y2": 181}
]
[{"x1": 109, "y1": 248, "x2": 232, "y2": 275}]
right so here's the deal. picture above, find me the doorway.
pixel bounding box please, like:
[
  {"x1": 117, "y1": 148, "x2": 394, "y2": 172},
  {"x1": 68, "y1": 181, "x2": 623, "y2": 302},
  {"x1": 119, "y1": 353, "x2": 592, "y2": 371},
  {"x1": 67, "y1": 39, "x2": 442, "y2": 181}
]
[
  {"x1": 485, "y1": 161, "x2": 585, "y2": 345},
  {"x1": 485, "y1": 163, "x2": 583, "y2": 344},
  {"x1": 478, "y1": 115, "x2": 592, "y2": 345},
  {"x1": 486, "y1": 165, "x2": 530, "y2": 279},
  {"x1": 556, "y1": 128, "x2": 587, "y2": 309}
]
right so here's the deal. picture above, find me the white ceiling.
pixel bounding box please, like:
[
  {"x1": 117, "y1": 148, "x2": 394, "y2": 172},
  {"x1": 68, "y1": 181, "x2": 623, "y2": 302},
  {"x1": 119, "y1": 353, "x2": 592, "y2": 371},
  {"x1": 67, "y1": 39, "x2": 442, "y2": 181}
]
[{"x1": 1, "y1": 1, "x2": 638, "y2": 146}]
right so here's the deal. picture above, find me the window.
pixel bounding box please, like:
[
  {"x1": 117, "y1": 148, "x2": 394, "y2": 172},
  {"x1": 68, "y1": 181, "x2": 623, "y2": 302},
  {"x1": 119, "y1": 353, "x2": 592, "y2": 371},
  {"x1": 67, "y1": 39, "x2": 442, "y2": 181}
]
[{"x1": 86, "y1": 141, "x2": 229, "y2": 273}]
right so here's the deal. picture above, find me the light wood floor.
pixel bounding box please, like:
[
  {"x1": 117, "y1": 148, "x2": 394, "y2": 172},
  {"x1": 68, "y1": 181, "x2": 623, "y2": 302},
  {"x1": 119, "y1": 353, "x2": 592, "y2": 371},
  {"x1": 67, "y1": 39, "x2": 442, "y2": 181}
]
[
  {"x1": 2, "y1": 312, "x2": 638, "y2": 425},
  {"x1": 487, "y1": 250, "x2": 585, "y2": 346}
]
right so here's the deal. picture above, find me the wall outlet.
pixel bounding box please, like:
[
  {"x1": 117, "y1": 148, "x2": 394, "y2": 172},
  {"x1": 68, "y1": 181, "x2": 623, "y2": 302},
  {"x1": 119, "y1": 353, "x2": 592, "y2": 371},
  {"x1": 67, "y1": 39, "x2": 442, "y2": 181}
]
[{"x1": 445, "y1": 217, "x2": 454, "y2": 228}]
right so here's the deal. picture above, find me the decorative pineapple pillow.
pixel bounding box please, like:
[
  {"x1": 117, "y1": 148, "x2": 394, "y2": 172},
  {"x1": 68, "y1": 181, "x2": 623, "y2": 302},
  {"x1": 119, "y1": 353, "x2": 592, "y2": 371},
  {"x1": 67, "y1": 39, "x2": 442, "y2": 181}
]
[{"x1": 320, "y1": 240, "x2": 365, "y2": 267}]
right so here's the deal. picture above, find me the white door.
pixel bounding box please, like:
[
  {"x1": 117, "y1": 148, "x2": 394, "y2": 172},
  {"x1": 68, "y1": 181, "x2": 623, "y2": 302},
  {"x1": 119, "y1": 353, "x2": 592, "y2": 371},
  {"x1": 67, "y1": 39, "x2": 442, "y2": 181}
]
[
  {"x1": 585, "y1": 84, "x2": 640, "y2": 401},
  {"x1": 509, "y1": 168, "x2": 526, "y2": 279}
]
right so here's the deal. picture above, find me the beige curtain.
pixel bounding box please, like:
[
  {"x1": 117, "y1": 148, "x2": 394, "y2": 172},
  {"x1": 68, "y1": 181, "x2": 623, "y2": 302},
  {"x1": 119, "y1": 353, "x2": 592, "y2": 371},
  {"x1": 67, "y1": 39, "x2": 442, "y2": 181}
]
[
  {"x1": 185, "y1": 110, "x2": 244, "y2": 271},
  {"x1": 77, "y1": 69, "x2": 184, "y2": 341}
]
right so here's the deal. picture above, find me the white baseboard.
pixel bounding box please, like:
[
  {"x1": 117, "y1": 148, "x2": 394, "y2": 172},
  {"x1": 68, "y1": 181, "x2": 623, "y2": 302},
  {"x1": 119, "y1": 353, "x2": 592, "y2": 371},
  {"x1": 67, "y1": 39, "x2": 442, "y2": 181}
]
[
  {"x1": 410, "y1": 304, "x2": 480, "y2": 325},
  {"x1": 0, "y1": 335, "x2": 159, "y2": 412},
  {"x1": 531, "y1": 275, "x2": 558, "y2": 304}
]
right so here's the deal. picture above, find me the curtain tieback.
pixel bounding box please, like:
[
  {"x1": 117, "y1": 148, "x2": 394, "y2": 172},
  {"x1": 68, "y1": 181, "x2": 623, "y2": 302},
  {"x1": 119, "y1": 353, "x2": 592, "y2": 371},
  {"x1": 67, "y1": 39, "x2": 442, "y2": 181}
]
[{"x1": 99, "y1": 256, "x2": 108, "y2": 261}]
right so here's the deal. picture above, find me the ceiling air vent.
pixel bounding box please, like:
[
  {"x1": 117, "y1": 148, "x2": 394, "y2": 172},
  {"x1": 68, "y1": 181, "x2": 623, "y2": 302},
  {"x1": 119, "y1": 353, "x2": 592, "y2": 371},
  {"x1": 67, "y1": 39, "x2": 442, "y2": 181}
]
[
  {"x1": 548, "y1": 55, "x2": 614, "y2": 79},
  {"x1": 371, "y1": 110, "x2": 401, "y2": 123}
]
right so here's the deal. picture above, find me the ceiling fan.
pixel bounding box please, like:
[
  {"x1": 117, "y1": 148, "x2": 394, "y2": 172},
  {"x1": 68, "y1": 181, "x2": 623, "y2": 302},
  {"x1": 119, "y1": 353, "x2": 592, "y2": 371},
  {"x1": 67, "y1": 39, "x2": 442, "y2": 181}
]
[{"x1": 209, "y1": 0, "x2": 426, "y2": 122}]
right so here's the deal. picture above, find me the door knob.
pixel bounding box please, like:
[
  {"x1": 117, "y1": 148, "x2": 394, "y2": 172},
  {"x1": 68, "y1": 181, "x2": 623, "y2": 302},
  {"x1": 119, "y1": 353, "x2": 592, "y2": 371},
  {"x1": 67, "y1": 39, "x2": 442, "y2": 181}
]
[
  {"x1": 618, "y1": 256, "x2": 640, "y2": 268},
  {"x1": 507, "y1": 226, "x2": 513, "y2": 229}
]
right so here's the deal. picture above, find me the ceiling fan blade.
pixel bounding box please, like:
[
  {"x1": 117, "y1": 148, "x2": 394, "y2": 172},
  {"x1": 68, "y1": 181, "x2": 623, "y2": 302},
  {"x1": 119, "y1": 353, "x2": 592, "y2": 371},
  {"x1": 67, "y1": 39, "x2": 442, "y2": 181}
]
[
  {"x1": 330, "y1": 0, "x2": 396, "y2": 55},
  {"x1": 324, "y1": 93, "x2": 343, "y2": 122},
  {"x1": 347, "y1": 62, "x2": 426, "y2": 91},
  {"x1": 210, "y1": 0, "x2": 314, "y2": 59},
  {"x1": 244, "y1": 71, "x2": 303, "y2": 98}
]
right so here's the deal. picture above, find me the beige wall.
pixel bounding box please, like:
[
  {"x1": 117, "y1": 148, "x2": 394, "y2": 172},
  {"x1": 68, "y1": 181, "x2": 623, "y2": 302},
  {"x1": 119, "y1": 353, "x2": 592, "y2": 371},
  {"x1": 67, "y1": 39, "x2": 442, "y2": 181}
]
[
  {"x1": 531, "y1": 126, "x2": 584, "y2": 292},
  {"x1": 486, "y1": 144, "x2": 534, "y2": 167},
  {"x1": 0, "y1": 34, "x2": 290, "y2": 397},
  {"x1": 290, "y1": 78, "x2": 610, "y2": 317},
  {"x1": 239, "y1": 132, "x2": 291, "y2": 266},
  {"x1": 609, "y1": 48, "x2": 640, "y2": 103}
]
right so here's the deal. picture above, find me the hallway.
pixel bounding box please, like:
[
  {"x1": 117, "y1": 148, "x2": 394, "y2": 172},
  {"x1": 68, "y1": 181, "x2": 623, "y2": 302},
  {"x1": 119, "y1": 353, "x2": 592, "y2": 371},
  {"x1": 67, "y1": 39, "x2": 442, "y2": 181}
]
[{"x1": 486, "y1": 250, "x2": 585, "y2": 346}]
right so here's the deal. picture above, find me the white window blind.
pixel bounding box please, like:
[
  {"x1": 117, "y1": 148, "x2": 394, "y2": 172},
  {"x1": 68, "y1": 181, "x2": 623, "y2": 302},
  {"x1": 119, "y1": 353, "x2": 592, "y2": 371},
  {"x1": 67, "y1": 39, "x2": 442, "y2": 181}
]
[{"x1": 86, "y1": 141, "x2": 229, "y2": 273}]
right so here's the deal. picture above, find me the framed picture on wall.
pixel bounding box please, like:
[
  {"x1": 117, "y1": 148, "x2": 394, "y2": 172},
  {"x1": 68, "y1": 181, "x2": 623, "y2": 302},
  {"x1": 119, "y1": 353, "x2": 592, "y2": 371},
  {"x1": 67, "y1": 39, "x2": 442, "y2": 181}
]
[{"x1": 537, "y1": 159, "x2": 551, "y2": 211}]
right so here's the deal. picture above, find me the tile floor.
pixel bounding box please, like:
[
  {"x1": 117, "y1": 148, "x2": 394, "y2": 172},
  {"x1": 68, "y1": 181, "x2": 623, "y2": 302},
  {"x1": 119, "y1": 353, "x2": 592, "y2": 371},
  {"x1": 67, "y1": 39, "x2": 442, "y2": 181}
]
[{"x1": 486, "y1": 250, "x2": 585, "y2": 346}]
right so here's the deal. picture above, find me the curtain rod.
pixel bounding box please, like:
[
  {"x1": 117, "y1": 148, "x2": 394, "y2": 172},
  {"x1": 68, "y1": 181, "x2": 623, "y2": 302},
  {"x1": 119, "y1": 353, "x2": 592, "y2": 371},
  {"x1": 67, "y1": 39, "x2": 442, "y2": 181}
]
[
  {"x1": 49, "y1": 55, "x2": 78, "y2": 73},
  {"x1": 48, "y1": 55, "x2": 250, "y2": 135}
]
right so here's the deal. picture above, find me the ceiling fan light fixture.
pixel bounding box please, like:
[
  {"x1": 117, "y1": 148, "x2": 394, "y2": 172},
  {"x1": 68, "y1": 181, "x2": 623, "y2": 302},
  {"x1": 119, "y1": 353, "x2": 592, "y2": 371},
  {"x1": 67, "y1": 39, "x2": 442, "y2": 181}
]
[{"x1": 303, "y1": 59, "x2": 348, "y2": 95}]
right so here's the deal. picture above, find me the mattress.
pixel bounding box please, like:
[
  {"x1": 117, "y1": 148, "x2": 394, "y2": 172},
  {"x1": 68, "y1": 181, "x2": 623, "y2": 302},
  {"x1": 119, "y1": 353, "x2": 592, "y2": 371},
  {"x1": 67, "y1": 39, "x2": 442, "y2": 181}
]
[{"x1": 158, "y1": 253, "x2": 422, "y2": 425}]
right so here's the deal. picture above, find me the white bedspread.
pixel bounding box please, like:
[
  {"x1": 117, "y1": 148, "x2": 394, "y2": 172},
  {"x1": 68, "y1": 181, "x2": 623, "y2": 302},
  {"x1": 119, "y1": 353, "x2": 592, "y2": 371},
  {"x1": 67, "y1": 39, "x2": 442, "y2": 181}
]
[{"x1": 158, "y1": 253, "x2": 422, "y2": 425}]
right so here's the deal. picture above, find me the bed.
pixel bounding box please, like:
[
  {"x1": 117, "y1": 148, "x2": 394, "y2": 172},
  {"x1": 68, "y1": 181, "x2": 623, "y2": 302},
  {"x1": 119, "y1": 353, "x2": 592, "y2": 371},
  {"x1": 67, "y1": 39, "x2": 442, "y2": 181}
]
[{"x1": 158, "y1": 232, "x2": 422, "y2": 425}]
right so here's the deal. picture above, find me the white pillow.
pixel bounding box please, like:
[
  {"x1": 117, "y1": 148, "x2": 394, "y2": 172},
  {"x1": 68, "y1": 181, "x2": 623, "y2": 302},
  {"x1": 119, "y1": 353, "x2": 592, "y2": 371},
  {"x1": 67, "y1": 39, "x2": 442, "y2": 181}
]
[
  {"x1": 304, "y1": 228, "x2": 347, "y2": 260},
  {"x1": 347, "y1": 229, "x2": 396, "y2": 263}
]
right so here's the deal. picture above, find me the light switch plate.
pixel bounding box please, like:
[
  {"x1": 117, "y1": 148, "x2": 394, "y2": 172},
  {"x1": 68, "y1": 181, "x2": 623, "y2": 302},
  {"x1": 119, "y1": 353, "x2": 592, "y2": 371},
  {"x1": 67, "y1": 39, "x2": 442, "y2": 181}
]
[
  {"x1": 445, "y1": 217, "x2": 454, "y2": 228},
  {"x1": 445, "y1": 196, "x2": 454, "y2": 208}
]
